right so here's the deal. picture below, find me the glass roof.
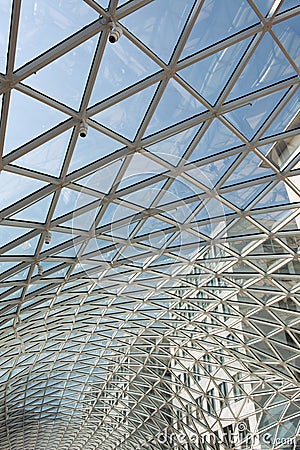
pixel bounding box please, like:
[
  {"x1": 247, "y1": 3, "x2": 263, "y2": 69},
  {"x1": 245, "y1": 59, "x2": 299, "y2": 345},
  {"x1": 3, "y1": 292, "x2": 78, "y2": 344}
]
[{"x1": 0, "y1": 1, "x2": 299, "y2": 449}]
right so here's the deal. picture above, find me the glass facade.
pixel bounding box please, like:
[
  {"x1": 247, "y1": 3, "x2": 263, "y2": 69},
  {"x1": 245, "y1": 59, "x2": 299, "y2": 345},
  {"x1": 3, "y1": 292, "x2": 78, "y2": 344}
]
[{"x1": 0, "y1": 1, "x2": 299, "y2": 449}]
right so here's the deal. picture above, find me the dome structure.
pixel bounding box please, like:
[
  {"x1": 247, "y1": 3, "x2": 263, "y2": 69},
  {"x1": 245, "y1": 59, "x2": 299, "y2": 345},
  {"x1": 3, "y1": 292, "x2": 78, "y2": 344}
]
[{"x1": 0, "y1": 1, "x2": 299, "y2": 449}]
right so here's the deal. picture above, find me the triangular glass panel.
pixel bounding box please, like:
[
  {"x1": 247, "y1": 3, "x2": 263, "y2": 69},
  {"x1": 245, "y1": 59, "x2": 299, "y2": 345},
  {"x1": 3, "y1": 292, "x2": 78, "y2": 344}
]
[
  {"x1": 12, "y1": 130, "x2": 72, "y2": 177},
  {"x1": 278, "y1": 0, "x2": 300, "y2": 14},
  {"x1": 222, "y1": 183, "x2": 267, "y2": 209},
  {"x1": 118, "y1": 246, "x2": 146, "y2": 261},
  {"x1": 194, "y1": 198, "x2": 233, "y2": 221},
  {"x1": 192, "y1": 222, "x2": 223, "y2": 239},
  {"x1": 253, "y1": 181, "x2": 291, "y2": 209},
  {"x1": 52, "y1": 188, "x2": 98, "y2": 220},
  {"x1": 123, "y1": 180, "x2": 166, "y2": 208},
  {"x1": 146, "y1": 79, "x2": 206, "y2": 136},
  {"x1": 268, "y1": 257, "x2": 295, "y2": 274},
  {"x1": 4, "y1": 267, "x2": 30, "y2": 282},
  {"x1": 149, "y1": 255, "x2": 179, "y2": 269},
  {"x1": 0, "y1": 261, "x2": 20, "y2": 277},
  {"x1": 189, "y1": 119, "x2": 243, "y2": 162},
  {"x1": 90, "y1": 248, "x2": 117, "y2": 263},
  {"x1": 72, "y1": 263, "x2": 97, "y2": 276},
  {"x1": 0, "y1": 170, "x2": 46, "y2": 211},
  {"x1": 0, "y1": 225, "x2": 31, "y2": 249},
  {"x1": 287, "y1": 175, "x2": 300, "y2": 199},
  {"x1": 276, "y1": 216, "x2": 300, "y2": 234},
  {"x1": 136, "y1": 216, "x2": 172, "y2": 237},
  {"x1": 249, "y1": 278, "x2": 281, "y2": 292},
  {"x1": 0, "y1": 2, "x2": 12, "y2": 73},
  {"x1": 98, "y1": 202, "x2": 134, "y2": 228},
  {"x1": 66, "y1": 207, "x2": 100, "y2": 232},
  {"x1": 117, "y1": 152, "x2": 166, "y2": 190},
  {"x1": 82, "y1": 238, "x2": 112, "y2": 256},
  {"x1": 170, "y1": 244, "x2": 203, "y2": 261},
  {"x1": 96, "y1": 202, "x2": 118, "y2": 228},
  {"x1": 181, "y1": 0, "x2": 258, "y2": 59},
  {"x1": 277, "y1": 279, "x2": 300, "y2": 298},
  {"x1": 4, "y1": 90, "x2": 67, "y2": 155},
  {"x1": 187, "y1": 154, "x2": 237, "y2": 188},
  {"x1": 67, "y1": 127, "x2": 121, "y2": 174},
  {"x1": 26, "y1": 282, "x2": 51, "y2": 295},
  {"x1": 256, "y1": 143, "x2": 275, "y2": 157},
  {"x1": 146, "y1": 125, "x2": 200, "y2": 165},
  {"x1": 228, "y1": 238, "x2": 264, "y2": 255},
  {"x1": 121, "y1": 0, "x2": 195, "y2": 63},
  {"x1": 160, "y1": 199, "x2": 199, "y2": 224},
  {"x1": 180, "y1": 38, "x2": 251, "y2": 105},
  {"x1": 53, "y1": 244, "x2": 81, "y2": 258},
  {"x1": 227, "y1": 218, "x2": 264, "y2": 237},
  {"x1": 252, "y1": 0, "x2": 274, "y2": 16},
  {"x1": 4, "y1": 235, "x2": 39, "y2": 256},
  {"x1": 228, "y1": 33, "x2": 297, "y2": 100},
  {"x1": 45, "y1": 267, "x2": 69, "y2": 279},
  {"x1": 157, "y1": 178, "x2": 203, "y2": 208},
  {"x1": 15, "y1": 1, "x2": 98, "y2": 68},
  {"x1": 11, "y1": 194, "x2": 54, "y2": 223},
  {"x1": 139, "y1": 230, "x2": 172, "y2": 250},
  {"x1": 25, "y1": 37, "x2": 97, "y2": 109},
  {"x1": 93, "y1": 83, "x2": 157, "y2": 140},
  {"x1": 262, "y1": 89, "x2": 300, "y2": 138},
  {"x1": 3, "y1": 288, "x2": 23, "y2": 301},
  {"x1": 250, "y1": 238, "x2": 289, "y2": 256},
  {"x1": 224, "y1": 88, "x2": 288, "y2": 140},
  {"x1": 224, "y1": 152, "x2": 274, "y2": 186},
  {"x1": 230, "y1": 262, "x2": 258, "y2": 278},
  {"x1": 77, "y1": 160, "x2": 123, "y2": 194},
  {"x1": 90, "y1": 37, "x2": 160, "y2": 105},
  {"x1": 169, "y1": 230, "x2": 202, "y2": 248},
  {"x1": 104, "y1": 221, "x2": 137, "y2": 239},
  {"x1": 273, "y1": 305, "x2": 299, "y2": 326},
  {"x1": 251, "y1": 210, "x2": 295, "y2": 231}
]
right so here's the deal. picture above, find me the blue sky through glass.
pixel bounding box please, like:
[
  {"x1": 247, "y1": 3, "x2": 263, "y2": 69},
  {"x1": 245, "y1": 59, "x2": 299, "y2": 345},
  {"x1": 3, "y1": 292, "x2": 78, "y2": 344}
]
[{"x1": 0, "y1": 2, "x2": 299, "y2": 448}]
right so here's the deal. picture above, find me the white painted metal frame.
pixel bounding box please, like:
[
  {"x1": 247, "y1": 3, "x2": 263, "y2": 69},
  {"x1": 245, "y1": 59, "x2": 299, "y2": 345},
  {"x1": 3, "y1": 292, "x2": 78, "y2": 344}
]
[{"x1": 0, "y1": 0, "x2": 299, "y2": 449}]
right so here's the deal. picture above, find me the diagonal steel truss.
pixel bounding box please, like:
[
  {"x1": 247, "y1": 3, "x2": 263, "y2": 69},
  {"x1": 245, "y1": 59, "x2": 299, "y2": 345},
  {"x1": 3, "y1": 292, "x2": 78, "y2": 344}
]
[{"x1": 0, "y1": 0, "x2": 299, "y2": 449}]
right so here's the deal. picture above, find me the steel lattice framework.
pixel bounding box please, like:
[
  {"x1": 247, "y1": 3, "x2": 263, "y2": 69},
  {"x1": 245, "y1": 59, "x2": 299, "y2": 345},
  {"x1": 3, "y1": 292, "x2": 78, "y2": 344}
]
[{"x1": 0, "y1": 1, "x2": 299, "y2": 449}]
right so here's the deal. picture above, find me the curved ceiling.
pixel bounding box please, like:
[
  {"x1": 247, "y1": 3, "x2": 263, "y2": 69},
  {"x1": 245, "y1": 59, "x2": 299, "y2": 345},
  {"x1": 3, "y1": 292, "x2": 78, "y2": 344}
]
[{"x1": 0, "y1": 1, "x2": 299, "y2": 449}]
